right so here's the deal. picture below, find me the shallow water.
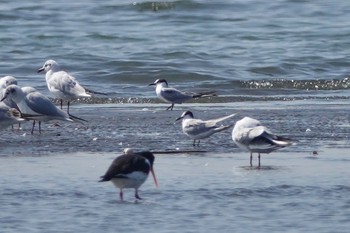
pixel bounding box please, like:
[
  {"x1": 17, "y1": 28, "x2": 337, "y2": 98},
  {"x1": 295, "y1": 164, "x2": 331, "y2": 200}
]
[
  {"x1": 1, "y1": 101, "x2": 350, "y2": 232},
  {"x1": 1, "y1": 150, "x2": 349, "y2": 233},
  {"x1": 1, "y1": 1, "x2": 350, "y2": 232},
  {"x1": 1, "y1": 0, "x2": 350, "y2": 99}
]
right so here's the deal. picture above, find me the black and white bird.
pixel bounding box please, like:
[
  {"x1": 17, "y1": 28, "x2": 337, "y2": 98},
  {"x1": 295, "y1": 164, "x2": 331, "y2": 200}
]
[
  {"x1": 175, "y1": 110, "x2": 236, "y2": 146},
  {"x1": 99, "y1": 149, "x2": 158, "y2": 201},
  {"x1": 149, "y1": 79, "x2": 216, "y2": 110},
  {"x1": 232, "y1": 117, "x2": 294, "y2": 167}
]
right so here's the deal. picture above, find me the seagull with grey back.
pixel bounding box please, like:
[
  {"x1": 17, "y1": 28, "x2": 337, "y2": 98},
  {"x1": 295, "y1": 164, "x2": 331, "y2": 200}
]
[
  {"x1": 1, "y1": 84, "x2": 85, "y2": 134},
  {"x1": 0, "y1": 76, "x2": 18, "y2": 110},
  {"x1": 232, "y1": 116, "x2": 294, "y2": 167},
  {"x1": 37, "y1": 59, "x2": 103, "y2": 114}
]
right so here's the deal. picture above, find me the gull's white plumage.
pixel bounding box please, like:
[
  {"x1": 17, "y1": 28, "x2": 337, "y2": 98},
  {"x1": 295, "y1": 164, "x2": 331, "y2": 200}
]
[
  {"x1": 0, "y1": 76, "x2": 18, "y2": 110},
  {"x1": 232, "y1": 116, "x2": 293, "y2": 167},
  {"x1": 38, "y1": 59, "x2": 91, "y2": 113},
  {"x1": 1, "y1": 85, "x2": 75, "y2": 134}
]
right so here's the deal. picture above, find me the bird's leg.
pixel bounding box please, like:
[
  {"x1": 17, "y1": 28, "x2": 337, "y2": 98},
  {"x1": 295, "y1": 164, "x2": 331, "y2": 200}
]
[
  {"x1": 67, "y1": 101, "x2": 70, "y2": 114},
  {"x1": 60, "y1": 99, "x2": 63, "y2": 109},
  {"x1": 193, "y1": 139, "x2": 196, "y2": 147},
  {"x1": 31, "y1": 120, "x2": 36, "y2": 135},
  {"x1": 135, "y1": 189, "x2": 142, "y2": 200},
  {"x1": 258, "y1": 153, "x2": 261, "y2": 168},
  {"x1": 250, "y1": 152, "x2": 253, "y2": 167},
  {"x1": 166, "y1": 103, "x2": 174, "y2": 111},
  {"x1": 119, "y1": 189, "x2": 124, "y2": 201},
  {"x1": 39, "y1": 121, "x2": 42, "y2": 134},
  {"x1": 197, "y1": 140, "x2": 200, "y2": 146}
]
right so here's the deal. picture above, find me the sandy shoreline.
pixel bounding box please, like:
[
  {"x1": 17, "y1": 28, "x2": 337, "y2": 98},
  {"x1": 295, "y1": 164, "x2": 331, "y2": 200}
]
[{"x1": 1, "y1": 100, "x2": 350, "y2": 157}]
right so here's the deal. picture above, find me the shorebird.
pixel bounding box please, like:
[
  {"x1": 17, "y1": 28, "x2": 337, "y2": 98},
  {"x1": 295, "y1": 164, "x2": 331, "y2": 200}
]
[
  {"x1": 99, "y1": 149, "x2": 158, "y2": 201},
  {"x1": 0, "y1": 76, "x2": 18, "y2": 109},
  {"x1": 175, "y1": 110, "x2": 236, "y2": 146},
  {"x1": 0, "y1": 85, "x2": 85, "y2": 134},
  {"x1": 149, "y1": 79, "x2": 216, "y2": 110},
  {"x1": 232, "y1": 117, "x2": 294, "y2": 167},
  {"x1": 37, "y1": 59, "x2": 104, "y2": 114},
  {"x1": 0, "y1": 103, "x2": 25, "y2": 130}
]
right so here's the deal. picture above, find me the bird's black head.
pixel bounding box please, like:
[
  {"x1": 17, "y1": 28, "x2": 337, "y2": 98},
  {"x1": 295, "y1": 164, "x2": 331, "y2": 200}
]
[
  {"x1": 182, "y1": 111, "x2": 194, "y2": 118},
  {"x1": 149, "y1": 79, "x2": 168, "y2": 86},
  {"x1": 175, "y1": 110, "x2": 194, "y2": 122},
  {"x1": 137, "y1": 151, "x2": 155, "y2": 166}
]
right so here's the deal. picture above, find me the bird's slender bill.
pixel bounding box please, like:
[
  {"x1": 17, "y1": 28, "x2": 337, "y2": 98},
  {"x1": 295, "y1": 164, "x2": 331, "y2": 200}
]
[{"x1": 150, "y1": 167, "x2": 158, "y2": 188}]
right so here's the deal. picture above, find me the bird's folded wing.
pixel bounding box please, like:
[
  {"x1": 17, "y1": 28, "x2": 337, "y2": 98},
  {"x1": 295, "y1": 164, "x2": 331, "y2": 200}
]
[
  {"x1": 25, "y1": 93, "x2": 60, "y2": 116},
  {"x1": 162, "y1": 88, "x2": 191, "y2": 103},
  {"x1": 185, "y1": 120, "x2": 215, "y2": 135}
]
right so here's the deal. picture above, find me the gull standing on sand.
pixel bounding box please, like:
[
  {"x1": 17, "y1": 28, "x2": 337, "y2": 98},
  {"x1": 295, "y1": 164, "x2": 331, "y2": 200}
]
[
  {"x1": 0, "y1": 103, "x2": 25, "y2": 130},
  {"x1": 149, "y1": 79, "x2": 216, "y2": 110},
  {"x1": 175, "y1": 110, "x2": 236, "y2": 146},
  {"x1": 99, "y1": 149, "x2": 158, "y2": 201},
  {"x1": 232, "y1": 117, "x2": 294, "y2": 167},
  {"x1": 1, "y1": 85, "x2": 84, "y2": 134},
  {"x1": 37, "y1": 59, "x2": 91, "y2": 114}
]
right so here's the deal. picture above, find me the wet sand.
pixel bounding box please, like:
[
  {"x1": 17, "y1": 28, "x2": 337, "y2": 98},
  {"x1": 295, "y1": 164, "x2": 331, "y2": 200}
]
[{"x1": 1, "y1": 99, "x2": 350, "y2": 156}]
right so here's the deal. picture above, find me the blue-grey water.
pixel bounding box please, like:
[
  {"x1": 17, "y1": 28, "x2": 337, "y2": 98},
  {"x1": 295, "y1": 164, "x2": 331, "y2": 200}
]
[{"x1": 1, "y1": 1, "x2": 350, "y2": 232}]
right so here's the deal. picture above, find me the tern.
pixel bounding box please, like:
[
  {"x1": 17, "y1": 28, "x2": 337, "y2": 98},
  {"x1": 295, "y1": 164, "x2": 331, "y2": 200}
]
[
  {"x1": 175, "y1": 110, "x2": 236, "y2": 146},
  {"x1": 149, "y1": 79, "x2": 216, "y2": 110},
  {"x1": 232, "y1": 116, "x2": 294, "y2": 167},
  {"x1": 99, "y1": 149, "x2": 158, "y2": 201}
]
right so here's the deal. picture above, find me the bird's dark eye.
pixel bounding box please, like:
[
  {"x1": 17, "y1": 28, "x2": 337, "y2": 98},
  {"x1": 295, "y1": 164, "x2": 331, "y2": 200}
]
[{"x1": 10, "y1": 89, "x2": 15, "y2": 93}]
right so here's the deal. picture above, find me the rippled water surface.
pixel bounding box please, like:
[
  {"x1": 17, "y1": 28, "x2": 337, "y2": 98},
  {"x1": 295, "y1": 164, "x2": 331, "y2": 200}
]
[{"x1": 1, "y1": 1, "x2": 350, "y2": 232}]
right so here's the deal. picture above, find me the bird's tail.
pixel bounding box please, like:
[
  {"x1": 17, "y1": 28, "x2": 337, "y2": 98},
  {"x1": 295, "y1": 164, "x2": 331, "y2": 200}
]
[
  {"x1": 271, "y1": 136, "x2": 295, "y2": 147},
  {"x1": 212, "y1": 113, "x2": 237, "y2": 124},
  {"x1": 192, "y1": 91, "x2": 217, "y2": 98},
  {"x1": 98, "y1": 176, "x2": 108, "y2": 182},
  {"x1": 69, "y1": 113, "x2": 88, "y2": 123},
  {"x1": 214, "y1": 124, "x2": 234, "y2": 133},
  {"x1": 84, "y1": 87, "x2": 108, "y2": 96},
  {"x1": 20, "y1": 113, "x2": 44, "y2": 120}
]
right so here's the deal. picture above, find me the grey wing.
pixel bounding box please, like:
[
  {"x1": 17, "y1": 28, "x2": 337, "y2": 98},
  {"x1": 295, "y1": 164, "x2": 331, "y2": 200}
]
[
  {"x1": 52, "y1": 72, "x2": 86, "y2": 96},
  {"x1": 161, "y1": 88, "x2": 193, "y2": 104},
  {"x1": 184, "y1": 120, "x2": 215, "y2": 135},
  {"x1": 26, "y1": 92, "x2": 63, "y2": 116}
]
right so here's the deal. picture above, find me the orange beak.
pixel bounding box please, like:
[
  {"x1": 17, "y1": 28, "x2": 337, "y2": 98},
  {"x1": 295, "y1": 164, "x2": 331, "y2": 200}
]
[{"x1": 150, "y1": 167, "x2": 158, "y2": 188}]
